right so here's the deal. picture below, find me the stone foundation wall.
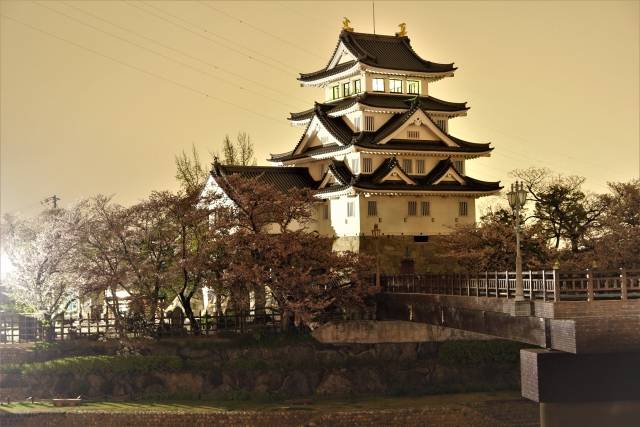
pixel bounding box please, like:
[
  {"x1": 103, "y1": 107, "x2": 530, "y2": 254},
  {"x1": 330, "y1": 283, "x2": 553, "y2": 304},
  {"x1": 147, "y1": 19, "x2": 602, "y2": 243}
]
[{"x1": 335, "y1": 235, "x2": 449, "y2": 274}]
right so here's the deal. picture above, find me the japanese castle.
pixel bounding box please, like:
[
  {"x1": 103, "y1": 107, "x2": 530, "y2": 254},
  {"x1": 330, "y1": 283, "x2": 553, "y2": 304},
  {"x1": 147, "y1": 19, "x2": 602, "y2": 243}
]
[{"x1": 207, "y1": 22, "x2": 500, "y2": 258}]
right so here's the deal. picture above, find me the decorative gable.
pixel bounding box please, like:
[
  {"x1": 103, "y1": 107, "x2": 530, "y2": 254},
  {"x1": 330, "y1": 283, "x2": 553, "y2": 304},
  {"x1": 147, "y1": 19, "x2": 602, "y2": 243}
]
[
  {"x1": 294, "y1": 116, "x2": 345, "y2": 155},
  {"x1": 327, "y1": 41, "x2": 357, "y2": 69},
  {"x1": 433, "y1": 165, "x2": 466, "y2": 185},
  {"x1": 377, "y1": 108, "x2": 459, "y2": 147},
  {"x1": 371, "y1": 157, "x2": 417, "y2": 185}
]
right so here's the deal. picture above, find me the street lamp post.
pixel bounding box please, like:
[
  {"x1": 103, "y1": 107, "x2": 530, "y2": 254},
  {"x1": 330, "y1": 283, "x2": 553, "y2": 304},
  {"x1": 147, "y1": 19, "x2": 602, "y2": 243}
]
[
  {"x1": 507, "y1": 181, "x2": 529, "y2": 306},
  {"x1": 372, "y1": 224, "x2": 381, "y2": 289}
]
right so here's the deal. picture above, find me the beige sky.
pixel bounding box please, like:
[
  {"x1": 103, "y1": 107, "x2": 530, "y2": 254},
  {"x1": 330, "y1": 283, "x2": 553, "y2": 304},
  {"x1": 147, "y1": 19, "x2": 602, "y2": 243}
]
[{"x1": 1, "y1": 0, "x2": 638, "y2": 217}]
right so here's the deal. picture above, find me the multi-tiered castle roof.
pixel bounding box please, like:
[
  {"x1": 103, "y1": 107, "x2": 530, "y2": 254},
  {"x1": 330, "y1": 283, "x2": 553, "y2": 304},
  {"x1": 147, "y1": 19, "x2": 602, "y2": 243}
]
[{"x1": 210, "y1": 25, "x2": 500, "y2": 236}]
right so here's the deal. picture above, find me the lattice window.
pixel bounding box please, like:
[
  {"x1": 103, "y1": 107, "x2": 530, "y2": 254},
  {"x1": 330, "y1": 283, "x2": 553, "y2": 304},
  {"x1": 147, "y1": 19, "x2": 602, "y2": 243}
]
[
  {"x1": 343, "y1": 82, "x2": 351, "y2": 96},
  {"x1": 421, "y1": 201, "x2": 430, "y2": 216},
  {"x1": 323, "y1": 204, "x2": 329, "y2": 220},
  {"x1": 364, "y1": 116, "x2": 374, "y2": 131},
  {"x1": 354, "y1": 116, "x2": 361, "y2": 132},
  {"x1": 362, "y1": 158, "x2": 373, "y2": 173},
  {"x1": 416, "y1": 159, "x2": 425, "y2": 174},
  {"x1": 408, "y1": 201, "x2": 417, "y2": 216},
  {"x1": 435, "y1": 119, "x2": 448, "y2": 132},
  {"x1": 459, "y1": 201, "x2": 468, "y2": 217},
  {"x1": 407, "y1": 130, "x2": 420, "y2": 139},
  {"x1": 402, "y1": 159, "x2": 413, "y2": 174},
  {"x1": 347, "y1": 201, "x2": 355, "y2": 217},
  {"x1": 407, "y1": 80, "x2": 420, "y2": 95},
  {"x1": 367, "y1": 200, "x2": 378, "y2": 217},
  {"x1": 353, "y1": 79, "x2": 362, "y2": 93}
]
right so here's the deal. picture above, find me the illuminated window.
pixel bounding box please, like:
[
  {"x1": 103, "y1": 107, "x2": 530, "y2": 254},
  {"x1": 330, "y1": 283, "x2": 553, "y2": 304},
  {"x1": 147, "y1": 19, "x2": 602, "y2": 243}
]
[
  {"x1": 332, "y1": 85, "x2": 340, "y2": 99},
  {"x1": 351, "y1": 158, "x2": 359, "y2": 174},
  {"x1": 416, "y1": 159, "x2": 425, "y2": 174},
  {"x1": 372, "y1": 78, "x2": 385, "y2": 92},
  {"x1": 408, "y1": 201, "x2": 417, "y2": 216},
  {"x1": 362, "y1": 158, "x2": 373, "y2": 173},
  {"x1": 389, "y1": 79, "x2": 403, "y2": 93},
  {"x1": 367, "y1": 200, "x2": 377, "y2": 216},
  {"x1": 407, "y1": 80, "x2": 421, "y2": 94},
  {"x1": 459, "y1": 201, "x2": 468, "y2": 217},
  {"x1": 343, "y1": 82, "x2": 351, "y2": 96},
  {"x1": 353, "y1": 79, "x2": 362, "y2": 93},
  {"x1": 421, "y1": 201, "x2": 430, "y2": 216}
]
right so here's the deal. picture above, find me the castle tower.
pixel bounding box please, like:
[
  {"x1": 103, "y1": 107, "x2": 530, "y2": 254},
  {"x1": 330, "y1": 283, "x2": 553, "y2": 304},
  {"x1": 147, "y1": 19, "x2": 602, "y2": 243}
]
[{"x1": 207, "y1": 24, "x2": 501, "y2": 270}]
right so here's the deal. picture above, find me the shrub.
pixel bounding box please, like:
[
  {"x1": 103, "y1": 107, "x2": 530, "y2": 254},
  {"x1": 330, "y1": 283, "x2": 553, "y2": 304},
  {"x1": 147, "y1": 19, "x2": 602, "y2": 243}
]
[{"x1": 2, "y1": 355, "x2": 183, "y2": 376}]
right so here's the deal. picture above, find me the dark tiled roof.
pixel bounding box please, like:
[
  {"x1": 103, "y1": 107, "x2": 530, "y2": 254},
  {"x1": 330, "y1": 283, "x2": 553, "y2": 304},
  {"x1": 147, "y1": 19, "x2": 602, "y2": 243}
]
[
  {"x1": 299, "y1": 31, "x2": 455, "y2": 83},
  {"x1": 289, "y1": 94, "x2": 468, "y2": 121},
  {"x1": 328, "y1": 159, "x2": 354, "y2": 185},
  {"x1": 299, "y1": 60, "x2": 357, "y2": 81},
  {"x1": 212, "y1": 163, "x2": 318, "y2": 192},
  {"x1": 318, "y1": 158, "x2": 501, "y2": 194}
]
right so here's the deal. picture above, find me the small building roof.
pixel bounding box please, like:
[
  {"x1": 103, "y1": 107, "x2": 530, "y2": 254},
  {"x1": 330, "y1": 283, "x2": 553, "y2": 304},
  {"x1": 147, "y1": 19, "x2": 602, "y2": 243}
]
[
  {"x1": 299, "y1": 31, "x2": 455, "y2": 83},
  {"x1": 212, "y1": 163, "x2": 318, "y2": 192}
]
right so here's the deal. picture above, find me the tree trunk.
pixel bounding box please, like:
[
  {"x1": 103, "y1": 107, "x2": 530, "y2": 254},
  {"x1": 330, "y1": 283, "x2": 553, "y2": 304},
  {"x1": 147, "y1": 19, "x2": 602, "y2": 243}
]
[
  {"x1": 43, "y1": 313, "x2": 55, "y2": 341},
  {"x1": 180, "y1": 295, "x2": 201, "y2": 334}
]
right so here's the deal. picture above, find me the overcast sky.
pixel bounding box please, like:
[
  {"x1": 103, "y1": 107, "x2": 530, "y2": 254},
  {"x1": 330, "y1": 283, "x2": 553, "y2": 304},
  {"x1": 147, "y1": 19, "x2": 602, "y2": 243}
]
[{"x1": 1, "y1": 0, "x2": 638, "y2": 217}]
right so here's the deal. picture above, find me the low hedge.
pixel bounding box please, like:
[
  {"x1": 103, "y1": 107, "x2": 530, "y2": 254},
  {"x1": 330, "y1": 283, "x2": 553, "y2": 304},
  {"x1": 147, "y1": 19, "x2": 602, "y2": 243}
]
[{"x1": 1, "y1": 355, "x2": 183, "y2": 376}]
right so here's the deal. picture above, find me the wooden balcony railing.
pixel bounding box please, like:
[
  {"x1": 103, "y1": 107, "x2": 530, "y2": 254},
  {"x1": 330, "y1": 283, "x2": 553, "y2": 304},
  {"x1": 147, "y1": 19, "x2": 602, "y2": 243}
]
[{"x1": 381, "y1": 268, "x2": 640, "y2": 302}]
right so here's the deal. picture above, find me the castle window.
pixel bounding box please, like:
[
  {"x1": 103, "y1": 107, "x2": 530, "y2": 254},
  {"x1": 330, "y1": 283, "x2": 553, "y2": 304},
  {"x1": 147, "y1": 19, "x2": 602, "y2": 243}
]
[
  {"x1": 372, "y1": 78, "x2": 385, "y2": 92},
  {"x1": 402, "y1": 159, "x2": 413, "y2": 173},
  {"x1": 408, "y1": 201, "x2": 417, "y2": 216},
  {"x1": 347, "y1": 201, "x2": 355, "y2": 217},
  {"x1": 407, "y1": 130, "x2": 420, "y2": 139},
  {"x1": 416, "y1": 159, "x2": 425, "y2": 174},
  {"x1": 362, "y1": 158, "x2": 373, "y2": 173},
  {"x1": 354, "y1": 116, "x2": 361, "y2": 132},
  {"x1": 323, "y1": 204, "x2": 329, "y2": 220},
  {"x1": 343, "y1": 82, "x2": 351, "y2": 96},
  {"x1": 453, "y1": 159, "x2": 464, "y2": 174},
  {"x1": 407, "y1": 80, "x2": 421, "y2": 94},
  {"x1": 364, "y1": 116, "x2": 374, "y2": 131},
  {"x1": 421, "y1": 201, "x2": 430, "y2": 216},
  {"x1": 459, "y1": 201, "x2": 468, "y2": 217},
  {"x1": 389, "y1": 79, "x2": 403, "y2": 93},
  {"x1": 353, "y1": 79, "x2": 362, "y2": 93},
  {"x1": 367, "y1": 200, "x2": 378, "y2": 217},
  {"x1": 351, "y1": 158, "x2": 359, "y2": 174},
  {"x1": 435, "y1": 119, "x2": 448, "y2": 132},
  {"x1": 332, "y1": 85, "x2": 340, "y2": 99}
]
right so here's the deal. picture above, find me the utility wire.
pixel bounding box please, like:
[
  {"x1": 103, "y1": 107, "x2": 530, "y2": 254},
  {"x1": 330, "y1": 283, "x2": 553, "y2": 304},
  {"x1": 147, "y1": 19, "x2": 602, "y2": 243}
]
[
  {"x1": 34, "y1": 1, "x2": 297, "y2": 111},
  {"x1": 62, "y1": 1, "x2": 309, "y2": 105},
  {"x1": 0, "y1": 14, "x2": 284, "y2": 125},
  {"x1": 130, "y1": 2, "x2": 294, "y2": 76},
  {"x1": 200, "y1": 2, "x2": 325, "y2": 61}
]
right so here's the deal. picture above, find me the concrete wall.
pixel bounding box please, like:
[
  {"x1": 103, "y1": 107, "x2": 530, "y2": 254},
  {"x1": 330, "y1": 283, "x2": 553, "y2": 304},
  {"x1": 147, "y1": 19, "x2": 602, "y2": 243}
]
[{"x1": 312, "y1": 320, "x2": 493, "y2": 344}]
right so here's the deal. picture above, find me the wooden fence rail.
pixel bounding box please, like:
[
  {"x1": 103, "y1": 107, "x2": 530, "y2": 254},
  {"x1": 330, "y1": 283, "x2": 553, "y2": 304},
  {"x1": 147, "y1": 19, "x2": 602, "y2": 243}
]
[
  {"x1": 382, "y1": 268, "x2": 640, "y2": 302},
  {"x1": 0, "y1": 311, "x2": 282, "y2": 344}
]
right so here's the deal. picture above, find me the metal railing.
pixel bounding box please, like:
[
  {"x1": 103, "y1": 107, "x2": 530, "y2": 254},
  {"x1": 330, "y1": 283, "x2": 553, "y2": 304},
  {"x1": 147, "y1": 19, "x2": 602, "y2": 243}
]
[
  {"x1": 382, "y1": 268, "x2": 640, "y2": 302},
  {"x1": 0, "y1": 310, "x2": 282, "y2": 344}
]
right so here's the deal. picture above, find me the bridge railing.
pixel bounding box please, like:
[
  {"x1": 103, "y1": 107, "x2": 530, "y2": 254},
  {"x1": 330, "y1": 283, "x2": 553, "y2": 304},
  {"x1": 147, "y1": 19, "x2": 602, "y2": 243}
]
[{"x1": 381, "y1": 268, "x2": 640, "y2": 301}]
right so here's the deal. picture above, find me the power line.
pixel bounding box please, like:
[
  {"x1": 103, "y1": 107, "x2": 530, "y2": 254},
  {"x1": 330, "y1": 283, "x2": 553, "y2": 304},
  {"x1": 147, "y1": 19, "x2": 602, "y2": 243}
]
[
  {"x1": 0, "y1": 14, "x2": 284, "y2": 125},
  {"x1": 41, "y1": 195, "x2": 60, "y2": 210},
  {"x1": 34, "y1": 1, "x2": 298, "y2": 111},
  {"x1": 200, "y1": 2, "x2": 325, "y2": 61},
  {"x1": 62, "y1": 1, "x2": 309, "y2": 105},
  {"x1": 129, "y1": 2, "x2": 294, "y2": 77}
]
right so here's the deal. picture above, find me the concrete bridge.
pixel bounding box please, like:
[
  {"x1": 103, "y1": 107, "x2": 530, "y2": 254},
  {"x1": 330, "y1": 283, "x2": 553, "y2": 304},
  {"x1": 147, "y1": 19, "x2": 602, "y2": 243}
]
[{"x1": 376, "y1": 270, "x2": 640, "y2": 427}]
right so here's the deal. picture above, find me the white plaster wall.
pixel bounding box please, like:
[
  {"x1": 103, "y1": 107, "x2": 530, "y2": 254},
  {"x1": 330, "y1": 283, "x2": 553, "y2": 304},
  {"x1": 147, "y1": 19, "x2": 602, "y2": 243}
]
[
  {"x1": 329, "y1": 195, "x2": 361, "y2": 236},
  {"x1": 358, "y1": 195, "x2": 476, "y2": 236}
]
